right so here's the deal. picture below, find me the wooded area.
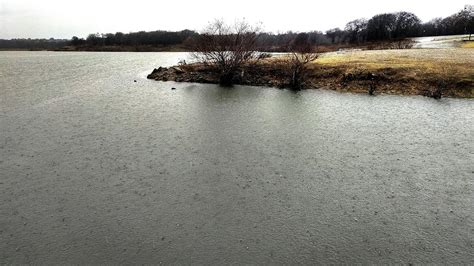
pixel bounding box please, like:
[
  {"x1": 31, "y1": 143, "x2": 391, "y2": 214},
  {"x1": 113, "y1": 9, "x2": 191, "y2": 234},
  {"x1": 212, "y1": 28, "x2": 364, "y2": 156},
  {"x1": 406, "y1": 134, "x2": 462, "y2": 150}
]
[{"x1": 1, "y1": 5, "x2": 472, "y2": 50}]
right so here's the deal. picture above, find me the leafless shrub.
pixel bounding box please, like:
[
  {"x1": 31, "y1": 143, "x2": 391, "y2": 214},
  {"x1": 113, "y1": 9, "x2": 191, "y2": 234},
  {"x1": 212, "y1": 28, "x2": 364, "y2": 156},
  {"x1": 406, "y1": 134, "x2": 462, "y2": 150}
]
[
  {"x1": 190, "y1": 19, "x2": 261, "y2": 85},
  {"x1": 393, "y1": 39, "x2": 415, "y2": 49},
  {"x1": 257, "y1": 52, "x2": 272, "y2": 59},
  {"x1": 284, "y1": 33, "x2": 319, "y2": 90},
  {"x1": 365, "y1": 39, "x2": 415, "y2": 50}
]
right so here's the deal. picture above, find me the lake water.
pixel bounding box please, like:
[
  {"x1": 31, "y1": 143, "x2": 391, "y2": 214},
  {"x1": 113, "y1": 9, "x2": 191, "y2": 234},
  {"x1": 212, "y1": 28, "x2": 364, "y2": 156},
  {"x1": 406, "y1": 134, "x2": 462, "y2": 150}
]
[
  {"x1": 1, "y1": 51, "x2": 473, "y2": 264},
  {"x1": 412, "y1": 34, "x2": 469, "y2": 48}
]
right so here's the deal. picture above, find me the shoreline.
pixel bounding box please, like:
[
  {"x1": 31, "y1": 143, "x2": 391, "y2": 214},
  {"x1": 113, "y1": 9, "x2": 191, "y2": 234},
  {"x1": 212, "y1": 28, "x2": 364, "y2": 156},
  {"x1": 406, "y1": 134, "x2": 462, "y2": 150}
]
[{"x1": 147, "y1": 60, "x2": 474, "y2": 98}]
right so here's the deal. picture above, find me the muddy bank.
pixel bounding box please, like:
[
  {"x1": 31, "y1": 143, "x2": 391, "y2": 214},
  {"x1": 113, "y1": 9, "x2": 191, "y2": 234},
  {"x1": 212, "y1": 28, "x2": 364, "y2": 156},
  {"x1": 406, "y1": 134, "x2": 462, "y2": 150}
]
[{"x1": 147, "y1": 62, "x2": 473, "y2": 98}]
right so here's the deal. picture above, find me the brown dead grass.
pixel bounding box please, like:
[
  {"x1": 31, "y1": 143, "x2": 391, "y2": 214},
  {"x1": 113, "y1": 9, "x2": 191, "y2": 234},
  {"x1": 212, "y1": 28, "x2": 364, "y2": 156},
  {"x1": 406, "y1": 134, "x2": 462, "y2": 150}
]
[
  {"x1": 310, "y1": 48, "x2": 473, "y2": 97},
  {"x1": 316, "y1": 49, "x2": 473, "y2": 71},
  {"x1": 462, "y1": 41, "x2": 474, "y2": 48}
]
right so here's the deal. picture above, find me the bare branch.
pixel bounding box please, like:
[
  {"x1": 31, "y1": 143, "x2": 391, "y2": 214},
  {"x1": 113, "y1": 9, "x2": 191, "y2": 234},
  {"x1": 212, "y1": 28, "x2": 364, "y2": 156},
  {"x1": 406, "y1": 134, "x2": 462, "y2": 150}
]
[
  {"x1": 284, "y1": 33, "x2": 319, "y2": 90},
  {"x1": 190, "y1": 19, "x2": 261, "y2": 85}
]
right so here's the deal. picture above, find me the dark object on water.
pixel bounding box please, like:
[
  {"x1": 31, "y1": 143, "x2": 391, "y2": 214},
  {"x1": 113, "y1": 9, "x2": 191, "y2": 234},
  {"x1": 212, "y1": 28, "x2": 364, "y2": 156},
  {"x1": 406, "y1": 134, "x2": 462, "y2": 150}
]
[
  {"x1": 134, "y1": 80, "x2": 137, "y2": 82},
  {"x1": 368, "y1": 73, "x2": 377, "y2": 95},
  {"x1": 171, "y1": 87, "x2": 176, "y2": 90},
  {"x1": 431, "y1": 87, "x2": 443, "y2": 99},
  {"x1": 368, "y1": 83, "x2": 376, "y2": 95}
]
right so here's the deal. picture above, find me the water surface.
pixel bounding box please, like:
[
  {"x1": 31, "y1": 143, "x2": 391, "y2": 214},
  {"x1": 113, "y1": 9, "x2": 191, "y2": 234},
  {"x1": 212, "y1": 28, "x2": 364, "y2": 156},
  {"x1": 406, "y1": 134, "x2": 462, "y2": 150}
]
[{"x1": 1, "y1": 52, "x2": 473, "y2": 264}]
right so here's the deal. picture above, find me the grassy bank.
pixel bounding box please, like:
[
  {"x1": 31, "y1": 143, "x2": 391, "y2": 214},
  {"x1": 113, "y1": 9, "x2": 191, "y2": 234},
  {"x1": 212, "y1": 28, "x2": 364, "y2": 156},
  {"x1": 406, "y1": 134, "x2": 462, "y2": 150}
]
[
  {"x1": 148, "y1": 48, "x2": 474, "y2": 98},
  {"x1": 310, "y1": 48, "x2": 474, "y2": 97}
]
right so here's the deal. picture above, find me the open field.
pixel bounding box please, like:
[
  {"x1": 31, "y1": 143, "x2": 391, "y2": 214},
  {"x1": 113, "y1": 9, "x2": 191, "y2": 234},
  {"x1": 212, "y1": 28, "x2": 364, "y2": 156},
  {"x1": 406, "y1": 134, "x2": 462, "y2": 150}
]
[
  {"x1": 316, "y1": 48, "x2": 474, "y2": 80},
  {"x1": 311, "y1": 48, "x2": 474, "y2": 97}
]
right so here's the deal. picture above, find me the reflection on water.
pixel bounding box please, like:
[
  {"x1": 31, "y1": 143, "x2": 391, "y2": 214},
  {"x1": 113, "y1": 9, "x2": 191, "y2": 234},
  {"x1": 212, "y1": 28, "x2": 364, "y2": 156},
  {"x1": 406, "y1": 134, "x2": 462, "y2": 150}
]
[{"x1": 1, "y1": 52, "x2": 473, "y2": 264}]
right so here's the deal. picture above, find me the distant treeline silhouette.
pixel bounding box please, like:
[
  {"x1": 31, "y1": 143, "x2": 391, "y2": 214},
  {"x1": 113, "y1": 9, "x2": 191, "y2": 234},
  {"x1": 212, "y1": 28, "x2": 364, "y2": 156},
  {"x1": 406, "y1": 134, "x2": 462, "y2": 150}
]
[
  {"x1": 73, "y1": 30, "x2": 198, "y2": 47},
  {"x1": 333, "y1": 5, "x2": 473, "y2": 44},
  {"x1": 1, "y1": 5, "x2": 472, "y2": 50},
  {"x1": 0, "y1": 38, "x2": 68, "y2": 50}
]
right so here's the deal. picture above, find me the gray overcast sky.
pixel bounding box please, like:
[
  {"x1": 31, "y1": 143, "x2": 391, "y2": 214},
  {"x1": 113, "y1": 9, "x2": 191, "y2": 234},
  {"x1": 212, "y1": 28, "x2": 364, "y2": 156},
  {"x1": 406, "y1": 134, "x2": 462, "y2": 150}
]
[{"x1": 0, "y1": 0, "x2": 471, "y2": 39}]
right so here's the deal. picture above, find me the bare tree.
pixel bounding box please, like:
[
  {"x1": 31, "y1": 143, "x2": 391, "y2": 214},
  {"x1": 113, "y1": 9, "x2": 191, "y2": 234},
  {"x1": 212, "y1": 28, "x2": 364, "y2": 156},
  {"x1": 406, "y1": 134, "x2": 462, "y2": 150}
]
[
  {"x1": 190, "y1": 19, "x2": 261, "y2": 85},
  {"x1": 285, "y1": 33, "x2": 319, "y2": 90},
  {"x1": 345, "y1": 19, "x2": 368, "y2": 43},
  {"x1": 367, "y1": 13, "x2": 397, "y2": 41},
  {"x1": 393, "y1": 12, "x2": 422, "y2": 38},
  {"x1": 461, "y1": 5, "x2": 474, "y2": 40},
  {"x1": 326, "y1": 28, "x2": 344, "y2": 44}
]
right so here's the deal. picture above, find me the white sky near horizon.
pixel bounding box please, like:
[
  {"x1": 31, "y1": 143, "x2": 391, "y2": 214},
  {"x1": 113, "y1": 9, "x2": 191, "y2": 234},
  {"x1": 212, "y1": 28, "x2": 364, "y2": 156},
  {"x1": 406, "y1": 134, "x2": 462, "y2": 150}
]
[{"x1": 0, "y1": 0, "x2": 471, "y2": 39}]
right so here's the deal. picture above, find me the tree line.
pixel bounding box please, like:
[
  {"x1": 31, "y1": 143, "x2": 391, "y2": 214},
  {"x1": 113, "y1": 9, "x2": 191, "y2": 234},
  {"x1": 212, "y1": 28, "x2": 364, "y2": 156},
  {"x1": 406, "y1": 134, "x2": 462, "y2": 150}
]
[
  {"x1": 0, "y1": 5, "x2": 472, "y2": 50},
  {"x1": 0, "y1": 38, "x2": 68, "y2": 50},
  {"x1": 72, "y1": 30, "x2": 198, "y2": 47},
  {"x1": 329, "y1": 4, "x2": 473, "y2": 44}
]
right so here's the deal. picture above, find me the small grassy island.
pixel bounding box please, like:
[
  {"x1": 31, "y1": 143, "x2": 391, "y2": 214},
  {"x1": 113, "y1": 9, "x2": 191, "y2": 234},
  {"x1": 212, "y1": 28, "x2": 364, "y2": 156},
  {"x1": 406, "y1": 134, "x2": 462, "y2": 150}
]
[
  {"x1": 147, "y1": 18, "x2": 473, "y2": 99},
  {"x1": 148, "y1": 47, "x2": 474, "y2": 98}
]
